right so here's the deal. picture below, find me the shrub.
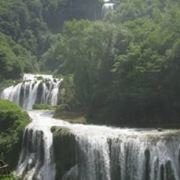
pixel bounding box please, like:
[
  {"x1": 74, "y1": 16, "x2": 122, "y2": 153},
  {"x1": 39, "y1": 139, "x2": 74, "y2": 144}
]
[
  {"x1": 0, "y1": 100, "x2": 30, "y2": 169},
  {"x1": 32, "y1": 103, "x2": 54, "y2": 110}
]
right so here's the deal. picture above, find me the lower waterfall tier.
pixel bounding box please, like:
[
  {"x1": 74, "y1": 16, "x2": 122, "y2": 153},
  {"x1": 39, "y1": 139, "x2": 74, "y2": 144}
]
[
  {"x1": 17, "y1": 111, "x2": 180, "y2": 180},
  {"x1": 53, "y1": 128, "x2": 180, "y2": 180}
]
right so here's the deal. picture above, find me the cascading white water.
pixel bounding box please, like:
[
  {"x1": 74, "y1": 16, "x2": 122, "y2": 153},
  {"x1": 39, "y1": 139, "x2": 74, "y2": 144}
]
[
  {"x1": 102, "y1": 0, "x2": 115, "y2": 16},
  {"x1": 17, "y1": 111, "x2": 180, "y2": 180},
  {"x1": 0, "y1": 74, "x2": 63, "y2": 109},
  {"x1": 16, "y1": 111, "x2": 58, "y2": 180},
  {"x1": 71, "y1": 126, "x2": 180, "y2": 180},
  {"x1": 16, "y1": 111, "x2": 70, "y2": 180}
]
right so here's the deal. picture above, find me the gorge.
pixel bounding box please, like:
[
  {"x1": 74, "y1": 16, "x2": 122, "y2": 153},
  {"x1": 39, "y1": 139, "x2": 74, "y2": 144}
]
[{"x1": 1, "y1": 74, "x2": 180, "y2": 180}]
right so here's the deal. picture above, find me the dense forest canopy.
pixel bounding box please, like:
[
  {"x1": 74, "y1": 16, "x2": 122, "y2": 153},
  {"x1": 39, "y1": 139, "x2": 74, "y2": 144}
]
[{"x1": 0, "y1": 0, "x2": 180, "y2": 126}]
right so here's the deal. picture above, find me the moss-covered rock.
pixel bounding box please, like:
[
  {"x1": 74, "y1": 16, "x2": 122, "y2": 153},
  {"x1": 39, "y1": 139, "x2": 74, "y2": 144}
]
[
  {"x1": 32, "y1": 103, "x2": 54, "y2": 110},
  {"x1": 0, "y1": 100, "x2": 30, "y2": 169},
  {"x1": 51, "y1": 127, "x2": 77, "y2": 180}
]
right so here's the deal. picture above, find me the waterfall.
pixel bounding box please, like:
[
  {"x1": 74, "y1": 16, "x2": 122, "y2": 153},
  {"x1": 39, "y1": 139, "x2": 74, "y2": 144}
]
[
  {"x1": 102, "y1": 0, "x2": 115, "y2": 16},
  {"x1": 3, "y1": 74, "x2": 178, "y2": 180},
  {"x1": 72, "y1": 126, "x2": 180, "y2": 180},
  {"x1": 16, "y1": 111, "x2": 57, "y2": 180},
  {"x1": 0, "y1": 74, "x2": 63, "y2": 109},
  {"x1": 17, "y1": 111, "x2": 180, "y2": 180}
]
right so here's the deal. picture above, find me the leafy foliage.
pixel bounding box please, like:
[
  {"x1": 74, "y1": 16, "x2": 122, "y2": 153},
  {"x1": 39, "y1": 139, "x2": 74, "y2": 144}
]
[
  {"x1": 0, "y1": 100, "x2": 30, "y2": 169},
  {"x1": 0, "y1": 0, "x2": 102, "y2": 81},
  {"x1": 0, "y1": 32, "x2": 38, "y2": 80},
  {"x1": 49, "y1": 0, "x2": 180, "y2": 126},
  {"x1": 33, "y1": 103, "x2": 54, "y2": 110},
  {"x1": 0, "y1": 175, "x2": 16, "y2": 180}
]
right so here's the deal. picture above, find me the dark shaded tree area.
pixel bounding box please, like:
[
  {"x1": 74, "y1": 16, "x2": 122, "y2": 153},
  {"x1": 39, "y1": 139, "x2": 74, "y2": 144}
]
[
  {"x1": 0, "y1": 32, "x2": 38, "y2": 79},
  {"x1": 46, "y1": 0, "x2": 180, "y2": 127},
  {"x1": 0, "y1": 0, "x2": 102, "y2": 80},
  {"x1": 0, "y1": 0, "x2": 102, "y2": 54}
]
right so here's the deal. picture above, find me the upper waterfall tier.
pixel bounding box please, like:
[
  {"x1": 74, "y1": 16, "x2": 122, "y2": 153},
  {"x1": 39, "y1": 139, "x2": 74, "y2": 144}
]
[
  {"x1": 0, "y1": 74, "x2": 63, "y2": 109},
  {"x1": 23, "y1": 74, "x2": 54, "y2": 81}
]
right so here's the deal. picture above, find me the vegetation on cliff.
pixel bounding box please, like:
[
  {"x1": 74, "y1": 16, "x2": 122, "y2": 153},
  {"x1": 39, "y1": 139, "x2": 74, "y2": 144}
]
[{"x1": 0, "y1": 100, "x2": 30, "y2": 169}]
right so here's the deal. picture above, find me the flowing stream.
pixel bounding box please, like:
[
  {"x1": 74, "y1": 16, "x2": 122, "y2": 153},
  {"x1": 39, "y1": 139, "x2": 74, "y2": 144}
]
[{"x1": 1, "y1": 74, "x2": 180, "y2": 180}]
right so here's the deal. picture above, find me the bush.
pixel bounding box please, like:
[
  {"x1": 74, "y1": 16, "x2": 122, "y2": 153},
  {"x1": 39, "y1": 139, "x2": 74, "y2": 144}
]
[
  {"x1": 55, "y1": 104, "x2": 71, "y2": 112},
  {"x1": 0, "y1": 100, "x2": 30, "y2": 169},
  {"x1": 0, "y1": 174, "x2": 16, "y2": 180},
  {"x1": 32, "y1": 103, "x2": 54, "y2": 110}
]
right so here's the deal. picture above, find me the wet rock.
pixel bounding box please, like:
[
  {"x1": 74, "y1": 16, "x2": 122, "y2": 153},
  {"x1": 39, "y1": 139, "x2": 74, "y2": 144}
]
[
  {"x1": 144, "y1": 149, "x2": 151, "y2": 180},
  {"x1": 165, "y1": 160, "x2": 176, "y2": 180},
  {"x1": 52, "y1": 127, "x2": 77, "y2": 180},
  {"x1": 62, "y1": 165, "x2": 78, "y2": 180}
]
